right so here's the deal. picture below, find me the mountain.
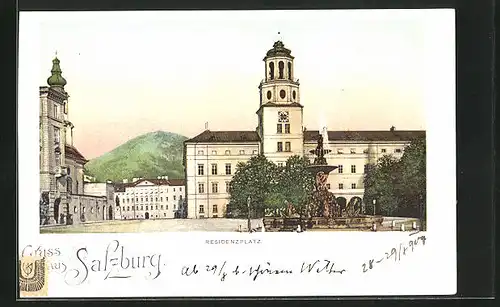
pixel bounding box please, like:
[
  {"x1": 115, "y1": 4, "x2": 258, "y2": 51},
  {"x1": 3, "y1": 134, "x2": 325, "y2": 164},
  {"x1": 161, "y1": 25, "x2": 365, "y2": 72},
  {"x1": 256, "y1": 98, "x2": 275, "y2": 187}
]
[{"x1": 84, "y1": 131, "x2": 188, "y2": 182}]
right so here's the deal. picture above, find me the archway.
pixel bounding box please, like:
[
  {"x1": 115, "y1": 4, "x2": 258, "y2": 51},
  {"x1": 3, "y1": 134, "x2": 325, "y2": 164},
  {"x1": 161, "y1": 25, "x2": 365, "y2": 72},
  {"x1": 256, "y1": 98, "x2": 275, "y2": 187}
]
[
  {"x1": 145, "y1": 212, "x2": 150, "y2": 220},
  {"x1": 347, "y1": 196, "x2": 363, "y2": 216},
  {"x1": 336, "y1": 197, "x2": 347, "y2": 215},
  {"x1": 53, "y1": 198, "x2": 61, "y2": 224},
  {"x1": 108, "y1": 206, "x2": 113, "y2": 220}
]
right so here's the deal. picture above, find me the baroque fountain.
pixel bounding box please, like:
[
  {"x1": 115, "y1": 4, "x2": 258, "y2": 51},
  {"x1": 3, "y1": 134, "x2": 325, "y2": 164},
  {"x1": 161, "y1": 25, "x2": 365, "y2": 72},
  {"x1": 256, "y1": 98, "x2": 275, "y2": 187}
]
[{"x1": 263, "y1": 133, "x2": 383, "y2": 231}]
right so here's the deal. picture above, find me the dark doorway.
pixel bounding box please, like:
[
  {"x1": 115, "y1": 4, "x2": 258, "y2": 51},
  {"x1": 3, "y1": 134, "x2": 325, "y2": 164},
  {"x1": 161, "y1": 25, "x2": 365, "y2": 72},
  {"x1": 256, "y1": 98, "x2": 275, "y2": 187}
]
[
  {"x1": 54, "y1": 198, "x2": 61, "y2": 224},
  {"x1": 336, "y1": 197, "x2": 347, "y2": 214},
  {"x1": 145, "y1": 212, "x2": 150, "y2": 220},
  {"x1": 108, "y1": 206, "x2": 113, "y2": 220}
]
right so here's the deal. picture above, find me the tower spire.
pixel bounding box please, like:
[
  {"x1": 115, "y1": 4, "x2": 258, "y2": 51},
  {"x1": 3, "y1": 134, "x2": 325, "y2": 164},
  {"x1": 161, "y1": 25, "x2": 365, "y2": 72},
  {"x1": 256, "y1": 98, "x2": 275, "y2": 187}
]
[{"x1": 47, "y1": 55, "x2": 67, "y2": 88}]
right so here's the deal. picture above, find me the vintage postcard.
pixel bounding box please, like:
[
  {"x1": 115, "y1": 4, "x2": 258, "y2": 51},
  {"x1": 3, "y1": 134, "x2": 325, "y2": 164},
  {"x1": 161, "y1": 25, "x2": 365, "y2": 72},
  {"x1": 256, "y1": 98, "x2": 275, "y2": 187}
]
[{"x1": 18, "y1": 9, "x2": 456, "y2": 298}]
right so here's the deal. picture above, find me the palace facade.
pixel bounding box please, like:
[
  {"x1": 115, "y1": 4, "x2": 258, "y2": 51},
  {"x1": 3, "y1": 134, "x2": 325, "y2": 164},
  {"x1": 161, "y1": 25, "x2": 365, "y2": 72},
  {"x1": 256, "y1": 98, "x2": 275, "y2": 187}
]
[
  {"x1": 184, "y1": 41, "x2": 425, "y2": 219},
  {"x1": 39, "y1": 57, "x2": 115, "y2": 225}
]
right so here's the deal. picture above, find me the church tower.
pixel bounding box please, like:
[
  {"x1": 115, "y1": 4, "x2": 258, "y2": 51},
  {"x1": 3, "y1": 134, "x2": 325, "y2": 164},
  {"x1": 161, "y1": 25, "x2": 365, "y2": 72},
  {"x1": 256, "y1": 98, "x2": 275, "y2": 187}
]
[{"x1": 257, "y1": 40, "x2": 304, "y2": 165}]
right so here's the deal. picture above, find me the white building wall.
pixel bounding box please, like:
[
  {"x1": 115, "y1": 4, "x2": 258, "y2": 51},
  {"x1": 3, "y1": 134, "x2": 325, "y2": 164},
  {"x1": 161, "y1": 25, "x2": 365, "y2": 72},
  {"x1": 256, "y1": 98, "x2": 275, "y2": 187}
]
[
  {"x1": 114, "y1": 181, "x2": 185, "y2": 220},
  {"x1": 185, "y1": 142, "x2": 259, "y2": 218}
]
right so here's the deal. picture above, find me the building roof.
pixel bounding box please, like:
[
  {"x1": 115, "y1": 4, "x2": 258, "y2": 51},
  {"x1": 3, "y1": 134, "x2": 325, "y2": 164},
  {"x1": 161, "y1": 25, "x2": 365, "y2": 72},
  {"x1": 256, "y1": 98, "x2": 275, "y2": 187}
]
[
  {"x1": 264, "y1": 41, "x2": 294, "y2": 59},
  {"x1": 185, "y1": 130, "x2": 261, "y2": 143},
  {"x1": 65, "y1": 144, "x2": 88, "y2": 164},
  {"x1": 113, "y1": 178, "x2": 186, "y2": 192},
  {"x1": 47, "y1": 57, "x2": 67, "y2": 88},
  {"x1": 256, "y1": 102, "x2": 303, "y2": 113},
  {"x1": 303, "y1": 130, "x2": 426, "y2": 142}
]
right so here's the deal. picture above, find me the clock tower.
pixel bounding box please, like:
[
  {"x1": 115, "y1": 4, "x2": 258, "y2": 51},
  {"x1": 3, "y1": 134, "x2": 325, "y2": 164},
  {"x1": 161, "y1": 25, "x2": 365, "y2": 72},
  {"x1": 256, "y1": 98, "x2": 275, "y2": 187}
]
[{"x1": 257, "y1": 40, "x2": 304, "y2": 165}]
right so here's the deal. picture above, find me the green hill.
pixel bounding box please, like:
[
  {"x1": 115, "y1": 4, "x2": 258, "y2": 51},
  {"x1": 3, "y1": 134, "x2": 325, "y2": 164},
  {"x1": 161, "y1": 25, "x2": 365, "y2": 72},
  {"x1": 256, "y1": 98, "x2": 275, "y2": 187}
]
[{"x1": 85, "y1": 131, "x2": 187, "y2": 182}]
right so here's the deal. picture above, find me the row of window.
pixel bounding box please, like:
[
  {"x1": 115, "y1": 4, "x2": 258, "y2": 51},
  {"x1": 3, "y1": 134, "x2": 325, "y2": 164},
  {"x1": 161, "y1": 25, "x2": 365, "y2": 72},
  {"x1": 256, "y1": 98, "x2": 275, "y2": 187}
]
[
  {"x1": 198, "y1": 204, "x2": 219, "y2": 214},
  {"x1": 326, "y1": 183, "x2": 359, "y2": 190},
  {"x1": 197, "y1": 149, "x2": 259, "y2": 156},
  {"x1": 335, "y1": 148, "x2": 403, "y2": 154},
  {"x1": 121, "y1": 204, "x2": 177, "y2": 211},
  {"x1": 277, "y1": 141, "x2": 291, "y2": 152},
  {"x1": 276, "y1": 123, "x2": 290, "y2": 134},
  {"x1": 121, "y1": 187, "x2": 182, "y2": 195},
  {"x1": 268, "y1": 61, "x2": 292, "y2": 81},
  {"x1": 198, "y1": 163, "x2": 233, "y2": 176},
  {"x1": 119, "y1": 195, "x2": 183, "y2": 204},
  {"x1": 122, "y1": 213, "x2": 168, "y2": 218},
  {"x1": 197, "y1": 181, "x2": 230, "y2": 194}
]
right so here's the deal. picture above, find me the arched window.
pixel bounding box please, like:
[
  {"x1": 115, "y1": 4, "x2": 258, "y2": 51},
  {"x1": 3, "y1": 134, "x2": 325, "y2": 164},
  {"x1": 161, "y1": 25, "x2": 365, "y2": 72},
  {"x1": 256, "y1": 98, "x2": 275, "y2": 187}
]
[
  {"x1": 287, "y1": 62, "x2": 292, "y2": 79},
  {"x1": 278, "y1": 61, "x2": 284, "y2": 79},
  {"x1": 269, "y1": 62, "x2": 274, "y2": 80}
]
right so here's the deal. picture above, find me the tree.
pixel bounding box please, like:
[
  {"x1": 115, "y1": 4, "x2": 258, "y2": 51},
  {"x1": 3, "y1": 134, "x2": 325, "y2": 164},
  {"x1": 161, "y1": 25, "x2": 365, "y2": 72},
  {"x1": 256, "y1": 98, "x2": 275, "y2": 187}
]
[
  {"x1": 272, "y1": 155, "x2": 315, "y2": 217},
  {"x1": 363, "y1": 137, "x2": 426, "y2": 221},
  {"x1": 228, "y1": 155, "x2": 279, "y2": 218}
]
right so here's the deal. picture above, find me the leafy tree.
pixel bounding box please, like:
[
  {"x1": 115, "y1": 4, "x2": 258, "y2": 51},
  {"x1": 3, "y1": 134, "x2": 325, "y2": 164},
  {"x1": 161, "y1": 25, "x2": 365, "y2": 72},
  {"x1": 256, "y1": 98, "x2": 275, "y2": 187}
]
[
  {"x1": 363, "y1": 137, "x2": 426, "y2": 223},
  {"x1": 272, "y1": 155, "x2": 315, "y2": 217},
  {"x1": 228, "y1": 155, "x2": 279, "y2": 218}
]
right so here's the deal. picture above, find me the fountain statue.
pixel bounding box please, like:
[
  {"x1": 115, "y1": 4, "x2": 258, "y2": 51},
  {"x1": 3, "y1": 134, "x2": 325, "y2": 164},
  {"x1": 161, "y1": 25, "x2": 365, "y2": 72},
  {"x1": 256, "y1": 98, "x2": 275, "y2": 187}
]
[{"x1": 306, "y1": 134, "x2": 339, "y2": 219}]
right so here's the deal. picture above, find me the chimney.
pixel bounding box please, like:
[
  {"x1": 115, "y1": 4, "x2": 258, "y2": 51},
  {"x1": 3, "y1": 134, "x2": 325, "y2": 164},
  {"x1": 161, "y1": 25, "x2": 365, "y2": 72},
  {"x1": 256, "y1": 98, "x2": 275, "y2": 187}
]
[{"x1": 123, "y1": 179, "x2": 128, "y2": 183}]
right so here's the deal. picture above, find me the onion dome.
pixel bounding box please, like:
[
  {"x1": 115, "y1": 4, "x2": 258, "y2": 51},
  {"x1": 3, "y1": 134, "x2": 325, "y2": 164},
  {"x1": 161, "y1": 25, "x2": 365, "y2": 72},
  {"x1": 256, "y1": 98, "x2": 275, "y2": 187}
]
[
  {"x1": 47, "y1": 57, "x2": 67, "y2": 88},
  {"x1": 265, "y1": 41, "x2": 294, "y2": 59}
]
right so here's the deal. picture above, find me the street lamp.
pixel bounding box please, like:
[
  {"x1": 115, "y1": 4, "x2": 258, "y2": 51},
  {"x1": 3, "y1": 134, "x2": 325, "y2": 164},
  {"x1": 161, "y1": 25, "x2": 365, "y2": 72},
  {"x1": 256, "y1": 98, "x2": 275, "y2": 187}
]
[
  {"x1": 247, "y1": 196, "x2": 251, "y2": 233},
  {"x1": 372, "y1": 199, "x2": 377, "y2": 216}
]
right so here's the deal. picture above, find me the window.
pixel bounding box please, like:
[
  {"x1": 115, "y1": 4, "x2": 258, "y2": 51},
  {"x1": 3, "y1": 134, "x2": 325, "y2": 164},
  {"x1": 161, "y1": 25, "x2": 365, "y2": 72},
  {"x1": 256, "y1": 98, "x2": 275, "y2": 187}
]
[
  {"x1": 198, "y1": 164, "x2": 204, "y2": 175},
  {"x1": 225, "y1": 181, "x2": 230, "y2": 192},
  {"x1": 337, "y1": 148, "x2": 344, "y2": 154},
  {"x1": 199, "y1": 205, "x2": 205, "y2": 213},
  {"x1": 326, "y1": 183, "x2": 331, "y2": 189},
  {"x1": 339, "y1": 183, "x2": 344, "y2": 189},
  {"x1": 166, "y1": 205, "x2": 168, "y2": 210},
  {"x1": 225, "y1": 150, "x2": 231, "y2": 155},
  {"x1": 351, "y1": 183, "x2": 357, "y2": 189},
  {"x1": 91, "y1": 207, "x2": 94, "y2": 213},
  {"x1": 212, "y1": 150, "x2": 217, "y2": 155},
  {"x1": 136, "y1": 197, "x2": 138, "y2": 202},
  {"x1": 338, "y1": 165, "x2": 343, "y2": 173},
  {"x1": 180, "y1": 187, "x2": 182, "y2": 192},
  {"x1": 180, "y1": 195, "x2": 183, "y2": 200},
  {"x1": 161, "y1": 205, "x2": 164, "y2": 209},
  {"x1": 285, "y1": 142, "x2": 291, "y2": 152},
  {"x1": 146, "y1": 205, "x2": 149, "y2": 210},
  {"x1": 53, "y1": 103, "x2": 59, "y2": 118},
  {"x1": 287, "y1": 62, "x2": 292, "y2": 79},
  {"x1": 277, "y1": 142, "x2": 283, "y2": 152},
  {"x1": 164, "y1": 213, "x2": 166, "y2": 217},
  {"x1": 141, "y1": 198, "x2": 143, "y2": 202},
  {"x1": 363, "y1": 149, "x2": 369, "y2": 154},
  {"x1": 173, "y1": 188, "x2": 176, "y2": 192},
  {"x1": 278, "y1": 61, "x2": 284, "y2": 79},
  {"x1": 211, "y1": 164, "x2": 217, "y2": 175},
  {"x1": 127, "y1": 206, "x2": 130, "y2": 211},
  {"x1": 198, "y1": 183, "x2": 205, "y2": 193},
  {"x1": 53, "y1": 127, "x2": 60, "y2": 144},
  {"x1": 252, "y1": 150, "x2": 258, "y2": 155},
  {"x1": 82, "y1": 207, "x2": 86, "y2": 213},
  {"x1": 381, "y1": 148, "x2": 387, "y2": 153},
  {"x1": 156, "y1": 205, "x2": 158, "y2": 209},
  {"x1": 284, "y1": 124, "x2": 290, "y2": 134},
  {"x1": 225, "y1": 163, "x2": 232, "y2": 175},
  {"x1": 213, "y1": 205, "x2": 218, "y2": 213},
  {"x1": 174, "y1": 195, "x2": 176, "y2": 200},
  {"x1": 74, "y1": 206, "x2": 77, "y2": 213},
  {"x1": 166, "y1": 197, "x2": 169, "y2": 201},
  {"x1": 155, "y1": 197, "x2": 158, "y2": 202},
  {"x1": 174, "y1": 204, "x2": 177, "y2": 210},
  {"x1": 268, "y1": 62, "x2": 274, "y2": 80},
  {"x1": 239, "y1": 150, "x2": 245, "y2": 155},
  {"x1": 141, "y1": 206, "x2": 143, "y2": 210},
  {"x1": 351, "y1": 165, "x2": 356, "y2": 173},
  {"x1": 364, "y1": 164, "x2": 369, "y2": 173},
  {"x1": 277, "y1": 124, "x2": 283, "y2": 133},
  {"x1": 197, "y1": 150, "x2": 204, "y2": 155},
  {"x1": 212, "y1": 182, "x2": 218, "y2": 193},
  {"x1": 146, "y1": 197, "x2": 148, "y2": 202},
  {"x1": 277, "y1": 162, "x2": 283, "y2": 167},
  {"x1": 395, "y1": 148, "x2": 402, "y2": 153},
  {"x1": 350, "y1": 148, "x2": 356, "y2": 154}
]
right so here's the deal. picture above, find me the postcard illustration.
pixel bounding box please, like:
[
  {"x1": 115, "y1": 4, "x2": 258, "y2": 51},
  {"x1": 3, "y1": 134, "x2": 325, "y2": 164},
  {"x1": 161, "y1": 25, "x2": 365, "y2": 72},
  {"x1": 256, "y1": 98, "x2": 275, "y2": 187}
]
[
  {"x1": 19, "y1": 9, "x2": 458, "y2": 298},
  {"x1": 37, "y1": 12, "x2": 428, "y2": 235}
]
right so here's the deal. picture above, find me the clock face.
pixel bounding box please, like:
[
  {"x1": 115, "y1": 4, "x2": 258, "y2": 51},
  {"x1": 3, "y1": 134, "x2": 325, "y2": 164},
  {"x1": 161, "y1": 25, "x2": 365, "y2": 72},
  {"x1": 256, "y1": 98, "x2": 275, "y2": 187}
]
[{"x1": 278, "y1": 111, "x2": 289, "y2": 123}]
